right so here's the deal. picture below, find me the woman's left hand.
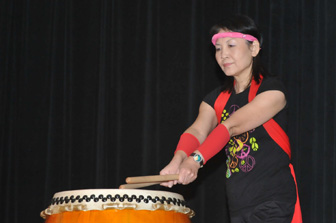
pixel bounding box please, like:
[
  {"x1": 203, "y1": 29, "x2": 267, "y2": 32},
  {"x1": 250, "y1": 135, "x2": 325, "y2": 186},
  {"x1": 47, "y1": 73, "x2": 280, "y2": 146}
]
[{"x1": 177, "y1": 156, "x2": 201, "y2": 185}]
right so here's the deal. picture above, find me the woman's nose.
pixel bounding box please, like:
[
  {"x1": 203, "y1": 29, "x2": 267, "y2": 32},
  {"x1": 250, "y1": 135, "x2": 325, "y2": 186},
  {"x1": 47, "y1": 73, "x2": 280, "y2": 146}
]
[{"x1": 220, "y1": 49, "x2": 227, "y2": 59}]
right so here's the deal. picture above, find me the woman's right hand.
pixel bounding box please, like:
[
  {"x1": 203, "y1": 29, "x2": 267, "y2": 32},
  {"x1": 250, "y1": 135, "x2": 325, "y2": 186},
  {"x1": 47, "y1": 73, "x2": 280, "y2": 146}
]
[
  {"x1": 160, "y1": 102, "x2": 217, "y2": 188},
  {"x1": 160, "y1": 151, "x2": 187, "y2": 188}
]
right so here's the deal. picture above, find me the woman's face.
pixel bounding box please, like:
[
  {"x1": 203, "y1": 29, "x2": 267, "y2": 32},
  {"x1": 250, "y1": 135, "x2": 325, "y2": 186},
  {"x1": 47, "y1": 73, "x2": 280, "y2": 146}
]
[{"x1": 214, "y1": 31, "x2": 259, "y2": 79}]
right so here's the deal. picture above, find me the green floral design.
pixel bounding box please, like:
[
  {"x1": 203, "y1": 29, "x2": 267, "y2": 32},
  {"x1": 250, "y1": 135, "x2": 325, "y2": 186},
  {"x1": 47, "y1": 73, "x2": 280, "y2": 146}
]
[
  {"x1": 250, "y1": 137, "x2": 259, "y2": 151},
  {"x1": 221, "y1": 109, "x2": 229, "y2": 122}
]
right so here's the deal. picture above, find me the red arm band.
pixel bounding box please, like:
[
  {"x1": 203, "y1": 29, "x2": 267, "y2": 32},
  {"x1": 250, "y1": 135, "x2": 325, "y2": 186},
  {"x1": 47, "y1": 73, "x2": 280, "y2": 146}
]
[
  {"x1": 198, "y1": 124, "x2": 230, "y2": 164},
  {"x1": 175, "y1": 133, "x2": 200, "y2": 156}
]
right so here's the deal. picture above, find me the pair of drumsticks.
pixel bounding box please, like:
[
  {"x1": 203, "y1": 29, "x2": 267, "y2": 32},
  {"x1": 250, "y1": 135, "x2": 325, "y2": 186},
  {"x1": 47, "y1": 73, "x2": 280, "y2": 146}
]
[{"x1": 119, "y1": 174, "x2": 179, "y2": 189}]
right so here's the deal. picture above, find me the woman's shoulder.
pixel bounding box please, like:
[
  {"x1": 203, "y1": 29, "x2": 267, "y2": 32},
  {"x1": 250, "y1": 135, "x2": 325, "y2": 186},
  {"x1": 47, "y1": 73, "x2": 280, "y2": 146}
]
[
  {"x1": 203, "y1": 85, "x2": 224, "y2": 108},
  {"x1": 258, "y1": 75, "x2": 287, "y2": 95}
]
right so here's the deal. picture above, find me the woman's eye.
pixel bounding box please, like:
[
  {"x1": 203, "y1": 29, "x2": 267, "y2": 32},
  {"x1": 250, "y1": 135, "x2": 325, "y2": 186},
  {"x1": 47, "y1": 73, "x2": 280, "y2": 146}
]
[
  {"x1": 228, "y1": 44, "x2": 235, "y2": 48},
  {"x1": 215, "y1": 47, "x2": 221, "y2": 51}
]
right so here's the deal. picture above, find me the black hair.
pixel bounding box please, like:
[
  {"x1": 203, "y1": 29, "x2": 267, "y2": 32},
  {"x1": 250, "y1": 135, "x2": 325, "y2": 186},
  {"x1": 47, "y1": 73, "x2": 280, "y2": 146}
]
[{"x1": 210, "y1": 14, "x2": 269, "y2": 92}]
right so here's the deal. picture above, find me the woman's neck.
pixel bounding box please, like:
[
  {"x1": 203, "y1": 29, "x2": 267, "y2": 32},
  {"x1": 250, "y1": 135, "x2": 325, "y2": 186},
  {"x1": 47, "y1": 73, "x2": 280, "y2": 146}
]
[{"x1": 234, "y1": 74, "x2": 252, "y2": 93}]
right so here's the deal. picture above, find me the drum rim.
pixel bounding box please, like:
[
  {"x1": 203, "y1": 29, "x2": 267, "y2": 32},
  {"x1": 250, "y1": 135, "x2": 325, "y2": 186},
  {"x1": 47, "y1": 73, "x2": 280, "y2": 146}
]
[
  {"x1": 53, "y1": 188, "x2": 185, "y2": 200},
  {"x1": 41, "y1": 188, "x2": 195, "y2": 219}
]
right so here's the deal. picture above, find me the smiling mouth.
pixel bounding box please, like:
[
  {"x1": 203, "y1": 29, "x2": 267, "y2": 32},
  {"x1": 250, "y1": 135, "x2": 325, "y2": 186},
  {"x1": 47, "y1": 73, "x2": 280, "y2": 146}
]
[{"x1": 223, "y1": 63, "x2": 232, "y2": 67}]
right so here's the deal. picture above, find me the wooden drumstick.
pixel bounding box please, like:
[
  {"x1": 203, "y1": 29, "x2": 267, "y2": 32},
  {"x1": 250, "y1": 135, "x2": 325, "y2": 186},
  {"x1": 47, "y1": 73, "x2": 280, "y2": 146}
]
[
  {"x1": 125, "y1": 174, "x2": 179, "y2": 184},
  {"x1": 119, "y1": 182, "x2": 161, "y2": 189}
]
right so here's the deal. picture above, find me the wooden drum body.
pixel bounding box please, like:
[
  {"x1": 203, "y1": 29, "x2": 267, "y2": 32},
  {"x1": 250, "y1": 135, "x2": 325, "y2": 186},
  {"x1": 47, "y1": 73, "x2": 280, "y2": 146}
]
[{"x1": 41, "y1": 189, "x2": 194, "y2": 223}]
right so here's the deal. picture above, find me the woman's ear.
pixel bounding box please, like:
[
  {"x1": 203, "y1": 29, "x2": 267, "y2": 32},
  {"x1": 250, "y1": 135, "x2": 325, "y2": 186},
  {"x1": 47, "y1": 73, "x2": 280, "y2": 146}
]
[{"x1": 251, "y1": 41, "x2": 261, "y2": 57}]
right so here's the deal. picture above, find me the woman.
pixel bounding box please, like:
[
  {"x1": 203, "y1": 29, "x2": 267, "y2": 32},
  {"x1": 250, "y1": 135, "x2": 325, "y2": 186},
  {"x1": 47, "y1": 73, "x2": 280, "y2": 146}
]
[{"x1": 160, "y1": 15, "x2": 302, "y2": 222}]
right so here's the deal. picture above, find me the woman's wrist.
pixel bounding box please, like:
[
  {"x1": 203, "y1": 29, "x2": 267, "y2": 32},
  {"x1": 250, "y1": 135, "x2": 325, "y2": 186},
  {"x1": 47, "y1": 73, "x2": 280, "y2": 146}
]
[
  {"x1": 171, "y1": 150, "x2": 187, "y2": 164},
  {"x1": 175, "y1": 133, "x2": 200, "y2": 156},
  {"x1": 186, "y1": 155, "x2": 202, "y2": 168},
  {"x1": 197, "y1": 124, "x2": 230, "y2": 164}
]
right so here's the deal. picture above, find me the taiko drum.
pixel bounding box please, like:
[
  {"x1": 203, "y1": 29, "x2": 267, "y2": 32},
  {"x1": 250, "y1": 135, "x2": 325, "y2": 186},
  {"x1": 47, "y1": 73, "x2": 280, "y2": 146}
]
[{"x1": 41, "y1": 189, "x2": 194, "y2": 223}]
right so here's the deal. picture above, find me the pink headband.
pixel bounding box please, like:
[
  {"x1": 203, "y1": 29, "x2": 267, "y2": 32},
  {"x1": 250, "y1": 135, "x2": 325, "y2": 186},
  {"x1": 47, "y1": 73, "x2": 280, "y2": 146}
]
[{"x1": 211, "y1": 32, "x2": 258, "y2": 45}]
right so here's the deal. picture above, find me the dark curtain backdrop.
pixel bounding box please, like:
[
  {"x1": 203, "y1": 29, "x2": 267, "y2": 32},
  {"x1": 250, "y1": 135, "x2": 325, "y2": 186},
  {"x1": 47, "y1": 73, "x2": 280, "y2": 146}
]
[{"x1": 1, "y1": 0, "x2": 336, "y2": 222}]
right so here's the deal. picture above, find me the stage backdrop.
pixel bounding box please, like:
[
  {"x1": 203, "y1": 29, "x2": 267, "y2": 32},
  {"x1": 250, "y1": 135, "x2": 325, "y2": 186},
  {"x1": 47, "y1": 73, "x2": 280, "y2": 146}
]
[{"x1": 1, "y1": 0, "x2": 336, "y2": 222}]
